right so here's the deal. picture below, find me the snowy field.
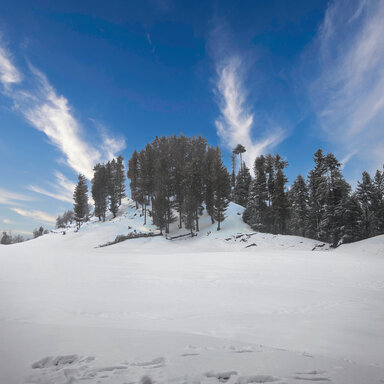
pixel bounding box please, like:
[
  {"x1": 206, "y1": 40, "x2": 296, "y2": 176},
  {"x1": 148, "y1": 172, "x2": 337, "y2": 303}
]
[{"x1": 1, "y1": 201, "x2": 384, "y2": 383}]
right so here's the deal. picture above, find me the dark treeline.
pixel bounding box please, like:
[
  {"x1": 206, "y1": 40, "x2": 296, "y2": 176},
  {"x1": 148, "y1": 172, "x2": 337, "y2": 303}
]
[
  {"x1": 1, "y1": 231, "x2": 26, "y2": 244},
  {"x1": 235, "y1": 148, "x2": 384, "y2": 247},
  {"x1": 1, "y1": 225, "x2": 50, "y2": 245},
  {"x1": 71, "y1": 134, "x2": 383, "y2": 246},
  {"x1": 127, "y1": 135, "x2": 231, "y2": 234}
]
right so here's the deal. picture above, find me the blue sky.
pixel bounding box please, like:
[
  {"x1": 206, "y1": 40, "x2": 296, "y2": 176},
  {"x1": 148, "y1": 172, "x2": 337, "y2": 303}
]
[{"x1": 1, "y1": 0, "x2": 384, "y2": 236}]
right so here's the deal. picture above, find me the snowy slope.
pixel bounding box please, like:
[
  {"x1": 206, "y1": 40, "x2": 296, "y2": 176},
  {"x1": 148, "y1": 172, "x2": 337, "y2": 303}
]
[{"x1": 0, "y1": 199, "x2": 384, "y2": 384}]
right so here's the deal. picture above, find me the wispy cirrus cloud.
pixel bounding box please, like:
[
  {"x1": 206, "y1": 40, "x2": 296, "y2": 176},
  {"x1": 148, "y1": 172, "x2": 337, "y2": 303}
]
[
  {"x1": 214, "y1": 56, "x2": 284, "y2": 166},
  {"x1": 28, "y1": 171, "x2": 76, "y2": 203},
  {"x1": 0, "y1": 39, "x2": 125, "y2": 180},
  {"x1": 0, "y1": 188, "x2": 32, "y2": 206},
  {"x1": 11, "y1": 207, "x2": 56, "y2": 224},
  {"x1": 0, "y1": 38, "x2": 21, "y2": 86},
  {"x1": 309, "y1": 0, "x2": 384, "y2": 171},
  {"x1": 209, "y1": 22, "x2": 285, "y2": 168}
]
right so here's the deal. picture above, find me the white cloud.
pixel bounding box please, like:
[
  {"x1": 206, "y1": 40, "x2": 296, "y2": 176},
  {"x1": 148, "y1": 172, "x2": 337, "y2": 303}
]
[
  {"x1": 0, "y1": 188, "x2": 32, "y2": 205},
  {"x1": 0, "y1": 40, "x2": 126, "y2": 180},
  {"x1": 21, "y1": 66, "x2": 101, "y2": 179},
  {"x1": 28, "y1": 171, "x2": 76, "y2": 203},
  {"x1": 214, "y1": 56, "x2": 284, "y2": 167},
  {"x1": 11, "y1": 207, "x2": 56, "y2": 224},
  {"x1": 309, "y1": 0, "x2": 384, "y2": 171},
  {"x1": 2, "y1": 218, "x2": 13, "y2": 224},
  {"x1": 0, "y1": 39, "x2": 21, "y2": 86}
]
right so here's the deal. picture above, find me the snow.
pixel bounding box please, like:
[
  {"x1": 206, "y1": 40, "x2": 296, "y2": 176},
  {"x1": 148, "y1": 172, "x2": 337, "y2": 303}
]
[{"x1": 0, "y1": 199, "x2": 383, "y2": 383}]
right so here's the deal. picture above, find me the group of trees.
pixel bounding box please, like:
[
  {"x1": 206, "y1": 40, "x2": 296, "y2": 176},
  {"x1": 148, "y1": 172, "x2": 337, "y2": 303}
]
[
  {"x1": 72, "y1": 156, "x2": 126, "y2": 228},
  {"x1": 33, "y1": 226, "x2": 49, "y2": 238},
  {"x1": 235, "y1": 148, "x2": 384, "y2": 247},
  {"x1": 1, "y1": 231, "x2": 25, "y2": 245},
  {"x1": 56, "y1": 210, "x2": 74, "y2": 228},
  {"x1": 241, "y1": 153, "x2": 290, "y2": 235},
  {"x1": 69, "y1": 134, "x2": 383, "y2": 246},
  {"x1": 127, "y1": 135, "x2": 231, "y2": 234},
  {"x1": 91, "y1": 155, "x2": 126, "y2": 221}
]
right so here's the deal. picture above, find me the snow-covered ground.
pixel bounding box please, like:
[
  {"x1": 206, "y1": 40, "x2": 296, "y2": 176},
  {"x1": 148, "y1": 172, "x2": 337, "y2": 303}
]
[{"x1": 0, "y1": 200, "x2": 383, "y2": 383}]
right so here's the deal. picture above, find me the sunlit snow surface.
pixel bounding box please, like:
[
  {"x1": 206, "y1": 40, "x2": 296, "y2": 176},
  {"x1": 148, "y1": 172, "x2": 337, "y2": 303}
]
[{"x1": 0, "y1": 200, "x2": 383, "y2": 383}]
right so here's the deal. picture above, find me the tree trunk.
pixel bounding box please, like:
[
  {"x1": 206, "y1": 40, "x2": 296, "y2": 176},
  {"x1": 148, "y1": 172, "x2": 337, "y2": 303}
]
[
  {"x1": 195, "y1": 209, "x2": 199, "y2": 232},
  {"x1": 144, "y1": 204, "x2": 147, "y2": 225}
]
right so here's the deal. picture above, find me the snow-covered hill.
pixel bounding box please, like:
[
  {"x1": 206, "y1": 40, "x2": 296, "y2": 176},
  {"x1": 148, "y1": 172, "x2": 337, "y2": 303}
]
[
  {"x1": 25, "y1": 199, "x2": 331, "y2": 253},
  {"x1": 1, "y1": 199, "x2": 384, "y2": 384}
]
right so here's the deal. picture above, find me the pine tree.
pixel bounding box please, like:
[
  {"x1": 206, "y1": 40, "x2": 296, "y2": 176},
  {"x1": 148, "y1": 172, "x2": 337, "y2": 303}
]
[
  {"x1": 204, "y1": 146, "x2": 217, "y2": 224},
  {"x1": 115, "y1": 155, "x2": 126, "y2": 206},
  {"x1": 320, "y1": 153, "x2": 351, "y2": 246},
  {"x1": 182, "y1": 159, "x2": 202, "y2": 234},
  {"x1": 289, "y1": 174, "x2": 309, "y2": 237},
  {"x1": 233, "y1": 144, "x2": 246, "y2": 170},
  {"x1": 356, "y1": 171, "x2": 375, "y2": 239},
  {"x1": 92, "y1": 163, "x2": 108, "y2": 221},
  {"x1": 107, "y1": 159, "x2": 120, "y2": 218},
  {"x1": 127, "y1": 150, "x2": 140, "y2": 208},
  {"x1": 243, "y1": 155, "x2": 267, "y2": 231},
  {"x1": 73, "y1": 174, "x2": 89, "y2": 228},
  {"x1": 307, "y1": 149, "x2": 327, "y2": 240},
  {"x1": 233, "y1": 162, "x2": 252, "y2": 207},
  {"x1": 1, "y1": 231, "x2": 12, "y2": 244},
  {"x1": 372, "y1": 167, "x2": 384, "y2": 235},
  {"x1": 212, "y1": 147, "x2": 231, "y2": 230},
  {"x1": 231, "y1": 152, "x2": 236, "y2": 199},
  {"x1": 272, "y1": 166, "x2": 290, "y2": 234},
  {"x1": 337, "y1": 194, "x2": 362, "y2": 244},
  {"x1": 171, "y1": 135, "x2": 187, "y2": 228}
]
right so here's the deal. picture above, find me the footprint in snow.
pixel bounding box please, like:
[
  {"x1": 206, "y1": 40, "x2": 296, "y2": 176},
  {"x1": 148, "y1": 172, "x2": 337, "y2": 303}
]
[
  {"x1": 236, "y1": 375, "x2": 279, "y2": 383},
  {"x1": 205, "y1": 370, "x2": 238, "y2": 382},
  {"x1": 133, "y1": 356, "x2": 165, "y2": 368}
]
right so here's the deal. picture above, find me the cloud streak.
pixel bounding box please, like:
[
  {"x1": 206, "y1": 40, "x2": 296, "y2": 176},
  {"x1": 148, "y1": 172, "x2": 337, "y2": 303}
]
[
  {"x1": 0, "y1": 188, "x2": 32, "y2": 206},
  {"x1": 11, "y1": 207, "x2": 56, "y2": 224},
  {"x1": 0, "y1": 41, "x2": 125, "y2": 180},
  {"x1": 214, "y1": 56, "x2": 284, "y2": 167},
  {"x1": 0, "y1": 39, "x2": 21, "y2": 86},
  {"x1": 28, "y1": 171, "x2": 76, "y2": 203},
  {"x1": 309, "y1": 0, "x2": 384, "y2": 171}
]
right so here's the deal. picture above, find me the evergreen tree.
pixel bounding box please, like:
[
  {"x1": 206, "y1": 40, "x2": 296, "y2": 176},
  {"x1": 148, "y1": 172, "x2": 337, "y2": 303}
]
[
  {"x1": 233, "y1": 162, "x2": 252, "y2": 207},
  {"x1": 243, "y1": 155, "x2": 267, "y2": 231},
  {"x1": 56, "y1": 210, "x2": 74, "y2": 228},
  {"x1": 337, "y1": 194, "x2": 362, "y2": 244},
  {"x1": 356, "y1": 171, "x2": 375, "y2": 238},
  {"x1": 212, "y1": 147, "x2": 231, "y2": 230},
  {"x1": 33, "y1": 226, "x2": 45, "y2": 238},
  {"x1": 272, "y1": 164, "x2": 290, "y2": 234},
  {"x1": 307, "y1": 149, "x2": 327, "y2": 240},
  {"x1": 115, "y1": 155, "x2": 126, "y2": 206},
  {"x1": 320, "y1": 153, "x2": 351, "y2": 246},
  {"x1": 106, "y1": 160, "x2": 119, "y2": 218},
  {"x1": 372, "y1": 167, "x2": 384, "y2": 235},
  {"x1": 182, "y1": 159, "x2": 203, "y2": 234},
  {"x1": 127, "y1": 150, "x2": 140, "y2": 208},
  {"x1": 170, "y1": 135, "x2": 187, "y2": 228},
  {"x1": 91, "y1": 163, "x2": 108, "y2": 221},
  {"x1": 204, "y1": 146, "x2": 217, "y2": 224},
  {"x1": 289, "y1": 174, "x2": 309, "y2": 237},
  {"x1": 1, "y1": 231, "x2": 12, "y2": 244},
  {"x1": 233, "y1": 144, "x2": 246, "y2": 170},
  {"x1": 73, "y1": 174, "x2": 89, "y2": 228},
  {"x1": 230, "y1": 152, "x2": 236, "y2": 198}
]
